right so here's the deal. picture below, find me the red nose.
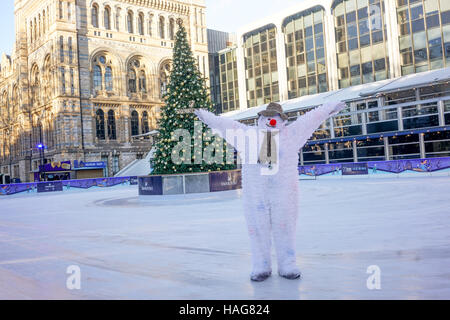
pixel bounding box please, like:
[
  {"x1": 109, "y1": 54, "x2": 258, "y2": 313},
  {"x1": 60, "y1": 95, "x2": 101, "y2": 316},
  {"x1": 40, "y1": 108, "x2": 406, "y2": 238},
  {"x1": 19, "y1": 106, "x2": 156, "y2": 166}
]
[{"x1": 269, "y1": 119, "x2": 277, "y2": 126}]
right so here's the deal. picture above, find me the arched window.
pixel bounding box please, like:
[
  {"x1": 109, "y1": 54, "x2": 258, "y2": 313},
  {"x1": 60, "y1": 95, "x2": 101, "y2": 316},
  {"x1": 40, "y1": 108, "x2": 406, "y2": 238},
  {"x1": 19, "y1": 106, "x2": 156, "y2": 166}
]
[
  {"x1": 68, "y1": 37, "x2": 73, "y2": 63},
  {"x1": 104, "y1": 7, "x2": 111, "y2": 30},
  {"x1": 105, "y1": 66, "x2": 113, "y2": 91},
  {"x1": 12, "y1": 86, "x2": 19, "y2": 115},
  {"x1": 127, "y1": 57, "x2": 147, "y2": 95},
  {"x1": 142, "y1": 111, "x2": 149, "y2": 134},
  {"x1": 159, "y1": 16, "x2": 165, "y2": 39},
  {"x1": 131, "y1": 110, "x2": 139, "y2": 136},
  {"x1": 61, "y1": 67, "x2": 66, "y2": 94},
  {"x1": 93, "y1": 65, "x2": 102, "y2": 91},
  {"x1": 43, "y1": 55, "x2": 51, "y2": 99},
  {"x1": 127, "y1": 11, "x2": 134, "y2": 33},
  {"x1": 31, "y1": 66, "x2": 40, "y2": 104},
  {"x1": 59, "y1": 1, "x2": 63, "y2": 19},
  {"x1": 115, "y1": 8, "x2": 121, "y2": 31},
  {"x1": 138, "y1": 13, "x2": 144, "y2": 35},
  {"x1": 139, "y1": 71, "x2": 147, "y2": 93},
  {"x1": 107, "y1": 110, "x2": 116, "y2": 140},
  {"x1": 160, "y1": 61, "x2": 171, "y2": 97},
  {"x1": 169, "y1": 18, "x2": 175, "y2": 40},
  {"x1": 148, "y1": 14, "x2": 153, "y2": 36},
  {"x1": 92, "y1": 4, "x2": 99, "y2": 28},
  {"x1": 30, "y1": 21, "x2": 33, "y2": 43},
  {"x1": 67, "y1": 2, "x2": 72, "y2": 21},
  {"x1": 70, "y1": 68, "x2": 75, "y2": 95},
  {"x1": 60, "y1": 36, "x2": 64, "y2": 62},
  {"x1": 96, "y1": 109, "x2": 105, "y2": 140},
  {"x1": 34, "y1": 17, "x2": 37, "y2": 41},
  {"x1": 43, "y1": 11, "x2": 46, "y2": 33},
  {"x1": 92, "y1": 55, "x2": 114, "y2": 94},
  {"x1": 128, "y1": 69, "x2": 137, "y2": 93}
]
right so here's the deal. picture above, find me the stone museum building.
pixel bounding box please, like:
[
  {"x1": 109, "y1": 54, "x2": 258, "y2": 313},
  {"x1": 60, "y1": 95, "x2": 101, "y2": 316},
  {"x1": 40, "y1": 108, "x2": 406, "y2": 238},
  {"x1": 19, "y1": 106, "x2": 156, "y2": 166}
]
[{"x1": 0, "y1": 0, "x2": 208, "y2": 182}]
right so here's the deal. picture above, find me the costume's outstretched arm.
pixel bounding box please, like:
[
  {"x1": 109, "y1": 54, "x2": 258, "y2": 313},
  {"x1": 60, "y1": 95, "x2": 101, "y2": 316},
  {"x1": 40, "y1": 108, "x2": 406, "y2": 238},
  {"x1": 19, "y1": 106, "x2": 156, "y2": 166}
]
[
  {"x1": 194, "y1": 109, "x2": 248, "y2": 138},
  {"x1": 287, "y1": 101, "x2": 346, "y2": 148}
]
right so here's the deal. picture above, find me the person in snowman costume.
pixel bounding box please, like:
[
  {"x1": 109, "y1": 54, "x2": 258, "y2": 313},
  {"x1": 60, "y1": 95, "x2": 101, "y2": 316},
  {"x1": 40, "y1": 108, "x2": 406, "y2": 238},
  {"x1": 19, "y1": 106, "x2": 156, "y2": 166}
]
[{"x1": 195, "y1": 101, "x2": 346, "y2": 281}]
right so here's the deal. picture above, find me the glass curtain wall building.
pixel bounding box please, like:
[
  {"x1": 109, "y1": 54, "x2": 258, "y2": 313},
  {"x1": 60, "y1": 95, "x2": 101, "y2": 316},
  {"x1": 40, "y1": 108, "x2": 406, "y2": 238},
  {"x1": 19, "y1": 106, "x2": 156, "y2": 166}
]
[
  {"x1": 333, "y1": 0, "x2": 390, "y2": 88},
  {"x1": 209, "y1": 0, "x2": 450, "y2": 163},
  {"x1": 397, "y1": 0, "x2": 450, "y2": 75},
  {"x1": 218, "y1": 47, "x2": 240, "y2": 113},
  {"x1": 243, "y1": 25, "x2": 279, "y2": 107},
  {"x1": 223, "y1": 0, "x2": 448, "y2": 112},
  {"x1": 283, "y1": 6, "x2": 329, "y2": 98},
  {"x1": 228, "y1": 68, "x2": 450, "y2": 164}
]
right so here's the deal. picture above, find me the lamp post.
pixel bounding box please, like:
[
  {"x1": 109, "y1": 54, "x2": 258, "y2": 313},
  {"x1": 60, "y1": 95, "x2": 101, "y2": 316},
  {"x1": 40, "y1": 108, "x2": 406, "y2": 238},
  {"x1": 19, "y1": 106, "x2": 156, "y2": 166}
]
[
  {"x1": 35, "y1": 107, "x2": 46, "y2": 181},
  {"x1": 37, "y1": 142, "x2": 45, "y2": 181},
  {"x1": 0, "y1": 99, "x2": 13, "y2": 182}
]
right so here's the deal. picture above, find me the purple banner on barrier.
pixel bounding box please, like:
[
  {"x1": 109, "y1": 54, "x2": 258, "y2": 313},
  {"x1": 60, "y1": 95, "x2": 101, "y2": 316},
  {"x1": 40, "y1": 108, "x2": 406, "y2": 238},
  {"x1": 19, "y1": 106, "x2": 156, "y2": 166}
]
[
  {"x1": 63, "y1": 179, "x2": 97, "y2": 189},
  {"x1": 1, "y1": 176, "x2": 135, "y2": 195},
  {"x1": 0, "y1": 183, "x2": 36, "y2": 195},
  {"x1": 298, "y1": 164, "x2": 341, "y2": 176},
  {"x1": 367, "y1": 158, "x2": 450, "y2": 173},
  {"x1": 298, "y1": 157, "x2": 450, "y2": 176}
]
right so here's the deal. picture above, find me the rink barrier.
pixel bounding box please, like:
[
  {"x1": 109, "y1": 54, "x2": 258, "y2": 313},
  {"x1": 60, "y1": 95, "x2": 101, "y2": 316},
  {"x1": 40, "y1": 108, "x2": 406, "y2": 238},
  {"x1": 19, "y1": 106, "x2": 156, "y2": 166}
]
[
  {"x1": 0, "y1": 176, "x2": 138, "y2": 196},
  {"x1": 138, "y1": 170, "x2": 242, "y2": 196},
  {"x1": 298, "y1": 157, "x2": 450, "y2": 177},
  {"x1": 3, "y1": 157, "x2": 449, "y2": 196}
]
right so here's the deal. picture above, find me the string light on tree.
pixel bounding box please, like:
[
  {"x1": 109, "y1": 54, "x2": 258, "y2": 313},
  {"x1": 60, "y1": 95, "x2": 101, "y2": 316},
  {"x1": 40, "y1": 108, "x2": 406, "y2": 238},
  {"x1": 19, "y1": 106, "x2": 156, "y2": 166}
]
[{"x1": 150, "y1": 21, "x2": 236, "y2": 175}]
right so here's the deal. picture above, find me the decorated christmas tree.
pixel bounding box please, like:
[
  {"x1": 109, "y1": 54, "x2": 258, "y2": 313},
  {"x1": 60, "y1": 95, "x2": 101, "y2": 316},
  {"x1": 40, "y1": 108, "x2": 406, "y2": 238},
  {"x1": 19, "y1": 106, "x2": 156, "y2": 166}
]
[{"x1": 151, "y1": 21, "x2": 236, "y2": 175}]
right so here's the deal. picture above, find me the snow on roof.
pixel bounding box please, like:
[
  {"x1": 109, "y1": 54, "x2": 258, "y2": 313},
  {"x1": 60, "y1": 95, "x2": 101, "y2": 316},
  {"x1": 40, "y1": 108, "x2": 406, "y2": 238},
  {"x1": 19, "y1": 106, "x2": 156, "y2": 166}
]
[
  {"x1": 359, "y1": 66, "x2": 450, "y2": 96},
  {"x1": 224, "y1": 67, "x2": 450, "y2": 121}
]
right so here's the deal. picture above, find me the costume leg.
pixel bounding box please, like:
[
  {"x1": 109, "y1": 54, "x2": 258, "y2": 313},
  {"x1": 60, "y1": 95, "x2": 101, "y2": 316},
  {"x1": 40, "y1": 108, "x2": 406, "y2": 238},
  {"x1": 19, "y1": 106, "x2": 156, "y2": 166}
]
[
  {"x1": 270, "y1": 189, "x2": 301, "y2": 279},
  {"x1": 242, "y1": 189, "x2": 272, "y2": 280}
]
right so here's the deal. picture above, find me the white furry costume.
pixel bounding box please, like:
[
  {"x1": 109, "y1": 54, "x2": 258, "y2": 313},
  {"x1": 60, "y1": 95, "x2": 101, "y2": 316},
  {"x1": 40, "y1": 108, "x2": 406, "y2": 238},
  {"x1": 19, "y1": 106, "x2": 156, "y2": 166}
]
[{"x1": 196, "y1": 101, "x2": 345, "y2": 280}]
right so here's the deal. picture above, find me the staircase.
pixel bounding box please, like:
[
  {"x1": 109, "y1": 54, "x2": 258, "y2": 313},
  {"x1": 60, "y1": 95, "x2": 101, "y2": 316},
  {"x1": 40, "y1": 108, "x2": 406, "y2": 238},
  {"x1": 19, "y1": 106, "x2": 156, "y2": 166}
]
[{"x1": 115, "y1": 148, "x2": 155, "y2": 177}]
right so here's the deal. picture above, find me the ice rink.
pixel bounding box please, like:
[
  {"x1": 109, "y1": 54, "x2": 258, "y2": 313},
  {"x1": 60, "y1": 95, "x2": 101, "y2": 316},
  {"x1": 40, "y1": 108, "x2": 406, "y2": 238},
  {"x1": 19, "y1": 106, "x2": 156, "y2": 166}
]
[{"x1": 0, "y1": 176, "x2": 449, "y2": 299}]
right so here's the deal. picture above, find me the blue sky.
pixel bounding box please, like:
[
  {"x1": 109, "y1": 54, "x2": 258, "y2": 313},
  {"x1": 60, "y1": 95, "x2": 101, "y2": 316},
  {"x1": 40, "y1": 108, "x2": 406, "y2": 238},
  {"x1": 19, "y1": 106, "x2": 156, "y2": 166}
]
[
  {"x1": 205, "y1": 0, "x2": 301, "y2": 33},
  {"x1": 0, "y1": 1, "x2": 14, "y2": 55},
  {"x1": 0, "y1": 0, "x2": 301, "y2": 55}
]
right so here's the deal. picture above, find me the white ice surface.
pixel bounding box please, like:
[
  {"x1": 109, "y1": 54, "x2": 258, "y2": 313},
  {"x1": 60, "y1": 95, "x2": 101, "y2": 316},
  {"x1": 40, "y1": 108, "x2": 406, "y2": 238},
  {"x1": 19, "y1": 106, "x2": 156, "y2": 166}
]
[{"x1": 0, "y1": 176, "x2": 449, "y2": 299}]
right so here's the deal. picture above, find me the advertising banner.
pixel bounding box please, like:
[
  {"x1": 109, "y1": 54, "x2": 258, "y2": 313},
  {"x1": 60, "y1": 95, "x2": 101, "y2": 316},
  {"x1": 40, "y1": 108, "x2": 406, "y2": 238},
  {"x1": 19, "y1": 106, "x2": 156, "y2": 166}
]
[
  {"x1": 37, "y1": 181, "x2": 63, "y2": 193},
  {"x1": 298, "y1": 164, "x2": 341, "y2": 176},
  {"x1": 209, "y1": 170, "x2": 242, "y2": 192},
  {"x1": 39, "y1": 161, "x2": 71, "y2": 172},
  {"x1": 73, "y1": 161, "x2": 106, "y2": 169},
  {"x1": 341, "y1": 163, "x2": 369, "y2": 175},
  {"x1": 129, "y1": 176, "x2": 139, "y2": 185},
  {"x1": 138, "y1": 176, "x2": 163, "y2": 195}
]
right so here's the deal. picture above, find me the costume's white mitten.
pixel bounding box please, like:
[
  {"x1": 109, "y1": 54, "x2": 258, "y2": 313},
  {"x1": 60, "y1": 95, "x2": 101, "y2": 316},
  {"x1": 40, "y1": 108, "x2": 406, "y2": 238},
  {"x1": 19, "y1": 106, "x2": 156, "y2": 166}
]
[
  {"x1": 194, "y1": 108, "x2": 210, "y2": 123},
  {"x1": 326, "y1": 101, "x2": 347, "y2": 117}
]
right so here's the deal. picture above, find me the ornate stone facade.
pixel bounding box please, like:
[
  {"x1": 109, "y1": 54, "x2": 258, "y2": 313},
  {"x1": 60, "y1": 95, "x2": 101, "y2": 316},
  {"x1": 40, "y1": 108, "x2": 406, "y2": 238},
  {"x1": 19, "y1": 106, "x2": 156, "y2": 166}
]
[{"x1": 0, "y1": 0, "x2": 208, "y2": 182}]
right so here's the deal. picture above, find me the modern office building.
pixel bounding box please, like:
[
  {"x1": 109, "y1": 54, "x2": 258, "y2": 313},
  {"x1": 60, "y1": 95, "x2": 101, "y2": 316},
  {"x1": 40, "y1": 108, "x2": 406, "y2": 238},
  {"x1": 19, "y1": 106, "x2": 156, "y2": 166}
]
[
  {"x1": 207, "y1": 29, "x2": 236, "y2": 114},
  {"x1": 0, "y1": 0, "x2": 208, "y2": 182},
  {"x1": 227, "y1": 0, "x2": 450, "y2": 110},
  {"x1": 215, "y1": 0, "x2": 450, "y2": 164},
  {"x1": 217, "y1": 45, "x2": 240, "y2": 113},
  {"x1": 225, "y1": 67, "x2": 450, "y2": 164}
]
